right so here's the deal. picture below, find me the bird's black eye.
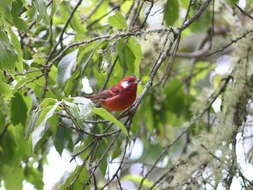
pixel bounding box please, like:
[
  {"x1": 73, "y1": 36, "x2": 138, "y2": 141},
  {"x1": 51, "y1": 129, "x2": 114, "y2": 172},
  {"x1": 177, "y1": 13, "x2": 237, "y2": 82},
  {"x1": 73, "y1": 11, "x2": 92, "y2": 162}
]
[{"x1": 128, "y1": 79, "x2": 133, "y2": 83}]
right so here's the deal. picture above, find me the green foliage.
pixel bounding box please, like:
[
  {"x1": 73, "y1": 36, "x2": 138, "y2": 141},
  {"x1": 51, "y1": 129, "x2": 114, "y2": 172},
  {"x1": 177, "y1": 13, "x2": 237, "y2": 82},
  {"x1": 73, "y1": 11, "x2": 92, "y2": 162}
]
[
  {"x1": 4, "y1": 165, "x2": 24, "y2": 190},
  {"x1": 226, "y1": 0, "x2": 239, "y2": 6},
  {"x1": 189, "y1": 10, "x2": 211, "y2": 33},
  {"x1": 0, "y1": 80, "x2": 11, "y2": 97},
  {"x1": 163, "y1": 79, "x2": 191, "y2": 118},
  {"x1": 54, "y1": 124, "x2": 73, "y2": 156},
  {"x1": 24, "y1": 166, "x2": 44, "y2": 190},
  {"x1": 10, "y1": 93, "x2": 28, "y2": 126},
  {"x1": 60, "y1": 165, "x2": 88, "y2": 190},
  {"x1": 122, "y1": 175, "x2": 153, "y2": 188},
  {"x1": 164, "y1": 0, "x2": 179, "y2": 26},
  {"x1": 117, "y1": 39, "x2": 136, "y2": 75},
  {"x1": 57, "y1": 50, "x2": 78, "y2": 88},
  {"x1": 32, "y1": 101, "x2": 61, "y2": 149},
  {"x1": 33, "y1": 0, "x2": 48, "y2": 23},
  {"x1": 93, "y1": 108, "x2": 128, "y2": 136},
  {"x1": 108, "y1": 10, "x2": 128, "y2": 29},
  {"x1": 0, "y1": 30, "x2": 18, "y2": 71},
  {"x1": 59, "y1": 1, "x2": 86, "y2": 34},
  {"x1": 247, "y1": 0, "x2": 253, "y2": 8}
]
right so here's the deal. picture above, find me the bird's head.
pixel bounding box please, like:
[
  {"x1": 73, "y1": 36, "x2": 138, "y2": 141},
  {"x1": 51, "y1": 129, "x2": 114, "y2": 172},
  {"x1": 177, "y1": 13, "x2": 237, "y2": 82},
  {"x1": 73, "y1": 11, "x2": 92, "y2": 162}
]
[{"x1": 119, "y1": 76, "x2": 139, "y2": 91}]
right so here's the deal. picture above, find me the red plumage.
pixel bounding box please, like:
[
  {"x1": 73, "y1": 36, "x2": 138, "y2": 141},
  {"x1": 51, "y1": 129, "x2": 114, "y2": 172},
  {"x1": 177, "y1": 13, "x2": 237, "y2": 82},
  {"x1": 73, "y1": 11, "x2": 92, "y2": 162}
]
[{"x1": 84, "y1": 76, "x2": 138, "y2": 111}]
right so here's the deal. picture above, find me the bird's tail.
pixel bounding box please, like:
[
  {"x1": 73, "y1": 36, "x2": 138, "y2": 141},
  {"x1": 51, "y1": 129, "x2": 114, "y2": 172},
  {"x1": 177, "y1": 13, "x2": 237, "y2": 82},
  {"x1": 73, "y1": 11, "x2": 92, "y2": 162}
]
[
  {"x1": 81, "y1": 93, "x2": 95, "y2": 99},
  {"x1": 82, "y1": 94, "x2": 101, "y2": 107},
  {"x1": 83, "y1": 94, "x2": 93, "y2": 99}
]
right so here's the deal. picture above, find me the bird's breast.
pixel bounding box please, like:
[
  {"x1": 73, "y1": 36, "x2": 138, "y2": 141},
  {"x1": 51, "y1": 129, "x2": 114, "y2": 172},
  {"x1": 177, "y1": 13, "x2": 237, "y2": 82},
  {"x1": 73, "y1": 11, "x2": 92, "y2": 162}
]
[{"x1": 101, "y1": 90, "x2": 136, "y2": 111}]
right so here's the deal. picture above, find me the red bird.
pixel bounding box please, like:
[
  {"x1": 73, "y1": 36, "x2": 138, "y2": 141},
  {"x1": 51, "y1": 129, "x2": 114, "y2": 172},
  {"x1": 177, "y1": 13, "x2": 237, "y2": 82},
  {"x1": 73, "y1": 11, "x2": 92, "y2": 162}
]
[{"x1": 84, "y1": 76, "x2": 139, "y2": 112}]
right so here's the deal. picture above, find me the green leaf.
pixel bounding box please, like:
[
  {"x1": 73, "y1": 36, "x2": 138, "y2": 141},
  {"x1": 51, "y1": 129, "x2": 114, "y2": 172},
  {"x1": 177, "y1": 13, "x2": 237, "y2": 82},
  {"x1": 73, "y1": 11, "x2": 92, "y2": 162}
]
[
  {"x1": 189, "y1": 10, "x2": 210, "y2": 33},
  {"x1": 36, "y1": 102, "x2": 60, "y2": 127},
  {"x1": 246, "y1": 0, "x2": 253, "y2": 8},
  {"x1": 0, "y1": 127, "x2": 17, "y2": 165},
  {"x1": 64, "y1": 97, "x2": 94, "y2": 123},
  {"x1": 10, "y1": 1, "x2": 28, "y2": 32},
  {"x1": 24, "y1": 167, "x2": 44, "y2": 190},
  {"x1": 0, "y1": 0, "x2": 11, "y2": 11},
  {"x1": 32, "y1": 101, "x2": 61, "y2": 149},
  {"x1": 12, "y1": 123, "x2": 33, "y2": 161},
  {"x1": 33, "y1": 0, "x2": 48, "y2": 24},
  {"x1": 54, "y1": 125, "x2": 72, "y2": 156},
  {"x1": 0, "y1": 112, "x2": 6, "y2": 132},
  {"x1": 64, "y1": 70, "x2": 80, "y2": 95},
  {"x1": 122, "y1": 174, "x2": 153, "y2": 188},
  {"x1": 93, "y1": 108, "x2": 128, "y2": 136},
  {"x1": 127, "y1": 37, "x2": 143, "y2": 77},
  {"x1": 56, "y1": 49, "x2": 78, "y2": 88},
  {"x1": 164, "y1": 0, "x2": 179, "y2": 26},
  {"x1": 145, "y1": 102, "x2": 154, "y2": 133},
  {"x1": 0, "y1": 0, "x2": 12, "y2": 24},
  {"x1": 0, "y1": 81, "x2": 11, "y2": 97},
  {"x1": 48, "y1": 65, "x2": 57, "y2": 84},
  {"x1": 108, "y1": 10, "x2": 127, "y2": 29},
  {"x1": 59, "y1": 1, "x2": 86, "y2": 34},
  {"x1": 9, "y1": 29, "x2": 23, "y2": 72},
  {"x1": 10, "y1": 92, "x2": 28, "y2": 126},
  {"x1": 4, "y1": 166, "x2": 24, "y2": 190},
  {"x1": 226, "y1": 0, "x2": 239, "y2": 6},
  {"x1": 40, "y1": 98, "x2": 57, "y2": 109},
  {"x1": 60, "y1": 165, "x2": 88, "y2": 189},
  {"x1": 128, "y1": 37, "x2": 143, "y2": 59},
  {"x1": 77, "y1": 41, "x2": 101, "y2": 74},
  {"x1": 180, "y1": 0, "x2": 189, "y2": 8},
  {"x1": 163, "y1": 79, "x2": 191, "y2": 118},
  {"x1": 122, "y1": 0, "x2": 133, "y2": 13},
  {"x1": 11, "y1": 0, "x2": 23, "y2": 17},
  {"x1": 13, "y1": 18, "x2": 29, "y2": 32},
  {"x1": 25, "y1": 108, "x2": 39, "y2": 139},
  {"x1": 141, "y1": 143, "x2": 162, "y2": 163},
  {"x1": 117, "y1": 39, "x2": 136, "y2": 74},
  {"x1": 86, "y1": 0, "x2": 108, "y2": 22},
  {"x1": 0, "y1": 30, "x2": 18, "y2": 71},
  {"x1": 97, "y1": 139, "x2": 108, "y2": 176}
]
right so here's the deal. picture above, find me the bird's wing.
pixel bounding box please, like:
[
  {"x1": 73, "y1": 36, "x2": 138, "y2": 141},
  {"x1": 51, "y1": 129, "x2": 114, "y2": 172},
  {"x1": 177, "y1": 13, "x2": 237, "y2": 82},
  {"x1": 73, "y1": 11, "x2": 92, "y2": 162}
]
[
  {"x1": 109, "y1": 84, "x2": 121, "y2": 94},
  {"x1": 84, "y1": 85, "x2": 121, "y2": 103},
  {"x1": 84, "y1": 89, "x2": 116, "y2": 101}
]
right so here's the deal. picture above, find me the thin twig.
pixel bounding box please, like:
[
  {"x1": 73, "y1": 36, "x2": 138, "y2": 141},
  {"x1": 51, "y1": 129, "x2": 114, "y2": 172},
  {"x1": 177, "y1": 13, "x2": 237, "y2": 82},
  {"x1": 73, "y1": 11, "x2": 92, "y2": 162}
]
[
  {"x1": 46, "y1": 0, "x2": 84, "y2": 64},
  {"x1": 82, "y1": 131, "x2": 121, "y2": 190},
  {"x1": 83, "y1": 0, "x2": 104, "y2": 22},
  {"x1": 180, "y1": 0, "x2": 212, "y2": 31},
  {"x1": 171, "y1": 42, "x2": 210, "y2": 58},
  {"x1": 0, "y1": 124, "x2": 10, "y2": 140},
  {"x1": 87, "y1": 5, "x2": 120, "y2": 29},
  {"x1": 137, "y1": 76, "x2": 232, "y2": 190},
  {"x1": 140, "y1": 0, "x2": 154, "y2": 29},
  {"x1": 100, "y1": 56, "x2": 118, "y2": 91},
  {"x1": 116, "y1": 175, "x2": 123, "y2": 190},
  {"x1": 17, "y1": 74, "x2": 44, "y2": 91},
  {"x1": 48, "y1": 0, "x2": 54, "y2": 48},
  {"x1": 62, "y1": 103, "x2": 121, "y2": 138},
  {"x1": 100, "y1": 137, "x2": 129, "y2": 190},
  {"x1": 67, "y1": 146, "x2": 96, "y2": 187},
  {"x1": 70, "y1": 139, "x2": 97, "y2": 162},
  {"x1": 235, "y1": 4, "x2": 253, "y2": 20},
  {"x1": 14, "y1": 69, "x2": 43, "y2": 76},
  {"x1": 58, "y1": 0, "x2": 84, "y2": 49},
  {"x1": 131, "y1": 28, "x2": 177, "y2": 112},
  {"x1": 205, "y1": 30, "x2": 253, "y2": 57}
]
